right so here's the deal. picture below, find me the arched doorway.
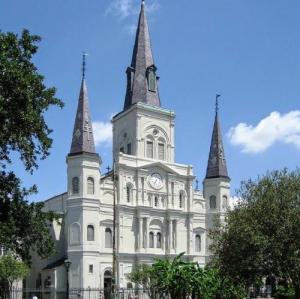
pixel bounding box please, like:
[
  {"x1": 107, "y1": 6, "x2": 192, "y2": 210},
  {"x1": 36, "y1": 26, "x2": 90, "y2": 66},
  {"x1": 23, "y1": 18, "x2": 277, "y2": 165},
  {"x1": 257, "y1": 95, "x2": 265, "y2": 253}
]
[{"x1": 103, "y1": 270, "x2": 112, "y2": 299}]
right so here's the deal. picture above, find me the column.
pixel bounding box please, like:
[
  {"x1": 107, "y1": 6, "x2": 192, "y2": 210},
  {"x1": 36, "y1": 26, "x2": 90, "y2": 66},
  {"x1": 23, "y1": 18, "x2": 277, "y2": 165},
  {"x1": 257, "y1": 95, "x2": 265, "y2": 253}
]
[
  {"x1": 139, "y1": 217, "x2": 143, "y2": 250},
  {"x1": 174, "y1": 220, "x2": 177, "y2": 252},
  {"x1": 169, "y1": 218, "x2": 173, "y2": 252},
  {"x1": 145, "y1": 217, "x2": 149, "y2": 250}
]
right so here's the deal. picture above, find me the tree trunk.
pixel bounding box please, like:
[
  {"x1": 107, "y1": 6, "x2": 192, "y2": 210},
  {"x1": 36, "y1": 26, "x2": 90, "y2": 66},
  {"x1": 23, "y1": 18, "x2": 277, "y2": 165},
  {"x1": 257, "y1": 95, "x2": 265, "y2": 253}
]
[{"x1": 295, "y1": 285, "x2": 300, "y2": 299}]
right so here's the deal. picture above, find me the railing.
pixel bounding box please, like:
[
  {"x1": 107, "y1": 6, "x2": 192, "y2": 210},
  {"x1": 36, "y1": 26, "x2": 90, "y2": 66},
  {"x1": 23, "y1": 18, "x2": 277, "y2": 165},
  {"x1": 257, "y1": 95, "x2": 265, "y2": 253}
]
[{"x1": 9, "y1": 288, "x2": 167, "y2": 299}]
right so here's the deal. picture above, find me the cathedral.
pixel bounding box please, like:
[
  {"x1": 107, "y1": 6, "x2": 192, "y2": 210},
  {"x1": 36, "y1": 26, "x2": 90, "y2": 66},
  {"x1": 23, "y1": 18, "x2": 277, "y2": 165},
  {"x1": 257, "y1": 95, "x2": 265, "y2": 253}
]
[{"x1": 27, "y1": 0, "x2": 230, "y2": 294}]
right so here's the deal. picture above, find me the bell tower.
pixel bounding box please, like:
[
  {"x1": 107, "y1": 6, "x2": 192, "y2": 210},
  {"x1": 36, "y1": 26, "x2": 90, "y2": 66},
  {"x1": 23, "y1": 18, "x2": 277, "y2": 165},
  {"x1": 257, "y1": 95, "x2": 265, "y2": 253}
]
[
  {"x1": 112, "y1": 0, "x2": 175, "y2": 163},
  {"x1": 66, "y1": 54, "x2": 102, "y2": 288},
  {"x1": 203, "y1": 96, "x2": 230, "y2": 255}
]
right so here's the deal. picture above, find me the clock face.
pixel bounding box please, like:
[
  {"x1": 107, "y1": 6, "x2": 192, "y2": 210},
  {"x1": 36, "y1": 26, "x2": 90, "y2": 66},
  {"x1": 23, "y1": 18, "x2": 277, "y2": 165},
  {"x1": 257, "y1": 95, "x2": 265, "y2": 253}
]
[{"x1": 149, "y1": 173, "x2": 163, "y2": 189}]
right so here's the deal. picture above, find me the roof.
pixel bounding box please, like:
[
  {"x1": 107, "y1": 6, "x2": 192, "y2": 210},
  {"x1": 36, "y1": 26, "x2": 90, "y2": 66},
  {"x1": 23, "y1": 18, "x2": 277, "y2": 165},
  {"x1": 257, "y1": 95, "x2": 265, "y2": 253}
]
[
  {"x1": 69, "y1": 78, "x2": 96, "y2": 155},
  {"x1": 42, "y1": 257, "x2": 66, "y2": 270},
  {"x1": 205, "y1": 108, "x2": 229, "y2": 180},
  {"x1": 123, "y1": 1, "x2": 161, "y2": 110}
]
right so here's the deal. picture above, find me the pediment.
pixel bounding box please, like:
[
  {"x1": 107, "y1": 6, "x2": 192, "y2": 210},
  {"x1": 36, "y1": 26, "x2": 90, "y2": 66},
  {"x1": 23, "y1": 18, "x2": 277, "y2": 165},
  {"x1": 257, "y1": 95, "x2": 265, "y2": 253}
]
[{"x1": 138, "y1": 161, "x2": 180, "y2": 176}]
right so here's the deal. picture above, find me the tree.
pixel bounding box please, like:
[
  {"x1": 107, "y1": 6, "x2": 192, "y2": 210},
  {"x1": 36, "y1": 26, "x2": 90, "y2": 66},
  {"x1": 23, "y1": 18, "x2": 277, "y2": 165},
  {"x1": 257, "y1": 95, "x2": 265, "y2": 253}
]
[
  {"x1": 127, "y1": 254, "x2": 246, "y2": 299},
  {"x1": 0, "y1": 29, "x2": 63, "y2": 265},
  {"x1": 210, "y1": 168, "x2": 300, "y2": 299},
  {"x1": 0, "y1": 255, "x2": 29, "y2": 299},
  {"x1": 127, "y1": 264, "x2": 156, "y2": 298}
]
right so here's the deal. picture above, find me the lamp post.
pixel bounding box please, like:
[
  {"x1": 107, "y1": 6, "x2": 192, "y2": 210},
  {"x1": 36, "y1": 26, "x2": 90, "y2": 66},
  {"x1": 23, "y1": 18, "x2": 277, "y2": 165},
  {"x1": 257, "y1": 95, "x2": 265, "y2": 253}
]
[{"x1": 64, "y1": 259, "x2": 72, "y2": 299}]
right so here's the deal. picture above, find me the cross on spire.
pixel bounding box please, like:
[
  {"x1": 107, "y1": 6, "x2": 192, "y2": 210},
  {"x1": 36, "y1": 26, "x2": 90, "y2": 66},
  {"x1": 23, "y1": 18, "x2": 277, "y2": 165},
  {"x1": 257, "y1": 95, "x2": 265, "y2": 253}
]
[
  {"x1": 216, "y1": 94, "x2": 221, "y2": 114},
  {"x1": 82, "y1": 52, "x2": 88, "y2": 79},
  {"x1": 205, "y1": 95, "x2": 229, "y2": 180},
  {"x1": 69, "y1": 55, "x2": 96, "y2": 156}
]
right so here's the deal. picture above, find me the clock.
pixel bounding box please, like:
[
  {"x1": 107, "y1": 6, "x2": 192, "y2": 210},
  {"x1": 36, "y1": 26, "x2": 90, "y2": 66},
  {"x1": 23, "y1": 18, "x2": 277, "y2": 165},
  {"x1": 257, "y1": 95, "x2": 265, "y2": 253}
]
[{"x1": 149, "y1": 173, "x2": 163, "y2": 189}]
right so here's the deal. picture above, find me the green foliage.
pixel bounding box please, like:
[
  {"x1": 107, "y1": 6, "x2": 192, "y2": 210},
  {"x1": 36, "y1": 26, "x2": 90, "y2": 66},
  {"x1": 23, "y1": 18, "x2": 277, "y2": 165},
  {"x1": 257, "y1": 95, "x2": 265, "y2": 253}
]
[
  {"x1": 0, "y1": 29, "x2": 63, "y2": 265},
  {"x1": 0, "y1": 29, "x2": 63, "y2": 171},
  {"x1": 210, "y1": 168, "x2": 300, "y2": 298},
  {"x1": 126, "y1": 264, "x2": 155, "y2": 297},
  {"x1": 0, "y1": 255, "x2": 29, "y2": 287},
  {"x1": 127, "y1": 254, "x2": 246, "y2": 299}
]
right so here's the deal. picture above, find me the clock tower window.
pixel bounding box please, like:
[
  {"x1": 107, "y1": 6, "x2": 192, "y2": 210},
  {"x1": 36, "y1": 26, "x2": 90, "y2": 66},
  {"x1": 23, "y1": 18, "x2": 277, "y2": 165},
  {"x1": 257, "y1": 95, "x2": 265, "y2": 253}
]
[
  {"x1": 146, "y1": 140, "x2": 154, "y2": 158},
  {"x1": 154, "y1": 196, "x2": 159, "y2": 207},
  {"x1": 158, "y1": 142, "x2": 165, "y2": 160}
]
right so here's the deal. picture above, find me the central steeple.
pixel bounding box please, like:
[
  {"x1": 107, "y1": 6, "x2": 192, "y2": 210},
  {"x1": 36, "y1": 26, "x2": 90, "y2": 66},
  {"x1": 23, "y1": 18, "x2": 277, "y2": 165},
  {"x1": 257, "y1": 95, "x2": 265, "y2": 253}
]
[{"x1": 123, "y1": 0, "x2": 161, "y2": 110}]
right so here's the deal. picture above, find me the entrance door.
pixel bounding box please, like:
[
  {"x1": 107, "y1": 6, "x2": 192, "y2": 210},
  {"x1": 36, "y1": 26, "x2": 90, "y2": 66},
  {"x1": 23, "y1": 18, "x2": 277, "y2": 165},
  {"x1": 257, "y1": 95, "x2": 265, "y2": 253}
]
[{"x1": 104, "y1": 270, "x2": 112, "y2": 299}]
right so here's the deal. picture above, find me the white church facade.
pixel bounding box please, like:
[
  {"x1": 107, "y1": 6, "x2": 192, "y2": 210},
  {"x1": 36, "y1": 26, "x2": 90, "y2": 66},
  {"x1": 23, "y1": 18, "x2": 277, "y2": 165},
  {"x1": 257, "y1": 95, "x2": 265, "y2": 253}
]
[{"x1": 27, "y1": 1, "x2": 231, "y2": 294}]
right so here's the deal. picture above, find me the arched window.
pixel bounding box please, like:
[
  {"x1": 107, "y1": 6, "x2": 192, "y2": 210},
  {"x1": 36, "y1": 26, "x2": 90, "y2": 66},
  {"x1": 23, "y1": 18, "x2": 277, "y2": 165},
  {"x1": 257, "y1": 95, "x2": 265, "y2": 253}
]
[
  {"x1": 146, "y1": 140, "x2": 154, "y2": 159},
  {"x1": 105, "y1": 228, "x2": 112, "y2": 248},
  {"x1": 72, "y1": 177, "x2": 79, "y2": 194},
  {"x1": 156, "y1": 232, "x2": 162, "y2": 248},
  {"x1": 222, "y1": 195, "x2": 228, "y2": 209},
  {"x1": 70, "y1": 223, "x2": 80, "y2": 245},
  {"x1": 87, "y1": 177, "x2": 94, "y2": 195},
  {"x1": 158, "y1": 142, "x2": 165, "y2": 160},
  {"x1": 209, "y1": 195, "x2": 217, "y2": 210},
  {"x1": 149, "y1": 232, "x2": 154, "y2": 248},
  {"x1": 179, "y1": 192, "x2": 184, "y2": 208},
  {"x1": 154, "y1": 196, "x2": 159, "y2": 207},
  {"x1": 195, "y1": 234, "x2": 201, "y2": 252},
  {"x1": 87, "y1": 225, "x2": 94, "y2": 241}
]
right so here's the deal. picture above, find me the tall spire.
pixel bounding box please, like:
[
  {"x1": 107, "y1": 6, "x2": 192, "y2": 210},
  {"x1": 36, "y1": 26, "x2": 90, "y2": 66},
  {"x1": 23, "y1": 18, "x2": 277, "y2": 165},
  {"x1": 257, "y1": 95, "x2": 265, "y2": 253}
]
[
  {"x1": 123, "y1": 0, "x2": 161, "y2": 110},
  {"x1": 205, "y1": 95, "x2": 229, "y2": 179},
  {"x1": 69, "y1": 53, "x2": 96, "y2": 156}
]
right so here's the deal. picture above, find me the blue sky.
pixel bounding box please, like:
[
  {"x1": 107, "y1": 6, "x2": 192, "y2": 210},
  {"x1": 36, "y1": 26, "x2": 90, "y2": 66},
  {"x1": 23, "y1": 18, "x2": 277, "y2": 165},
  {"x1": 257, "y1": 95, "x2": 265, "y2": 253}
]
[{"x1": 1, "y1": 0, "x2": 300, "y2": 202}]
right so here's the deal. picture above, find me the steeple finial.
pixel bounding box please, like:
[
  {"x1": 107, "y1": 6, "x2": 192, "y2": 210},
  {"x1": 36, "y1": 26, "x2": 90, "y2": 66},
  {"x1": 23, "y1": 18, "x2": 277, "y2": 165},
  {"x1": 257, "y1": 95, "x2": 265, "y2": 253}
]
[
  {"x1": 123, "y1": 0, "x2": 161, "y2": 110},
  {"x1": 82, "y1": 52, "x2": 87, "y2": 79},
  {"x1": 216, "y1": 94, "x2": 221, "y2": 114},
  {"x1": 205, "y1": 96, "x2": 229, "y2": 180}
]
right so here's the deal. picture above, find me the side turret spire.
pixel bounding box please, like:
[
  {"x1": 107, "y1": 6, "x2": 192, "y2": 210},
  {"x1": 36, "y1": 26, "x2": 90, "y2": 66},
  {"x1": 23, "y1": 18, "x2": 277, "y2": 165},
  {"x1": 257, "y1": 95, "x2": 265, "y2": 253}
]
[
  {"x1": 123, "y1": 0, "x2": 161, "y2": 110},
  {"x1": 69, "y1": 53, "x2": 96, "y2": 156},
  {"x1": 205, "y1": 95, "x2": 229, "y2": 179}
]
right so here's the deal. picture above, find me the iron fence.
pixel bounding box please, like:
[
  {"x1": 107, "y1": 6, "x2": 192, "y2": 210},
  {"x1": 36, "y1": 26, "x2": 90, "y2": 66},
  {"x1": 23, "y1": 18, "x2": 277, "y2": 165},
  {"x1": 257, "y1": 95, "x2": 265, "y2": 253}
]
[{"x1": 9, "y1": 288, "x2": 167, "y2": 299}]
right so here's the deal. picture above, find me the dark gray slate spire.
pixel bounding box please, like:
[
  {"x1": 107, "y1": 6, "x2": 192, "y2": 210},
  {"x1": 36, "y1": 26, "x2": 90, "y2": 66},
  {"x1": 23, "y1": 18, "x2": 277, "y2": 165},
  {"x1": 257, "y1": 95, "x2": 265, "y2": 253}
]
[
  {"x1": 69, "y1": 61, "x2": 96, "y2": 155},
  {"x1": 124, "y1": 0, "x2": 161, "y2": 110},
  {"x1": 206, "y1": 96, "x2": 229, "y2": 179}
]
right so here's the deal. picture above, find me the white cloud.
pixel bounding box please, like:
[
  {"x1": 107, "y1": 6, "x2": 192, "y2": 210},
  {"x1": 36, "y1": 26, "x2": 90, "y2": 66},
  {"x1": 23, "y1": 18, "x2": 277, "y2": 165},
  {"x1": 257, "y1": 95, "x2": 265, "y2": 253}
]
[
  {"x1": 228, "y1": 110, "x2": 300, "y2": 153},
  {"x1": 105, "y1": 0, "x2": 160, "y2": 19},
  {"x1": 93, "y1": 121, "x2": 112, "y2": 147},
  {"x1": 105, "y1": 0, "x2": 135, "y2": 18}
]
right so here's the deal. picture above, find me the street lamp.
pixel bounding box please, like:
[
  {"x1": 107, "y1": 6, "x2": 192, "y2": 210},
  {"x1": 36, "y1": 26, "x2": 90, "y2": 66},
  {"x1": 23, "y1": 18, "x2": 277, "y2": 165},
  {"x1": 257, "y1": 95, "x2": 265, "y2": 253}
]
[{"x1": 64, "y1": 259, "x2": 72, "y2": 299}]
